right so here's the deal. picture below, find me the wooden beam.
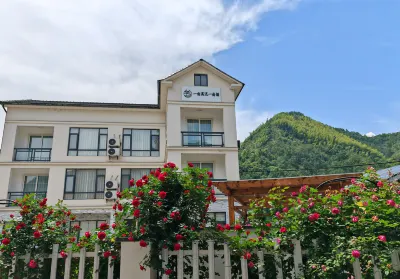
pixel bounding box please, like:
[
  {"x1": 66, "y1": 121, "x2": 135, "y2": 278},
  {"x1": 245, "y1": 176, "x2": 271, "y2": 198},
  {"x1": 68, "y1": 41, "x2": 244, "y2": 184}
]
[{"x1": 228, "y1": 195, "x2": 235, "y2": 225}]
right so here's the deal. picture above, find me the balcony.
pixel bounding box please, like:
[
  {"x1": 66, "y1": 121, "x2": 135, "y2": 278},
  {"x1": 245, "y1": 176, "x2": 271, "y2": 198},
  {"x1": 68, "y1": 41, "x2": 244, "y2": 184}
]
[
  {"x1": 7, "y1": 191, "x2": 47, "y2": 206},
  {"x1": 14, "y1": 148, "x2": 52, "y2": 162},
  {"x1": 181, "y1": 132, "x2": 224, "y2": 147}
]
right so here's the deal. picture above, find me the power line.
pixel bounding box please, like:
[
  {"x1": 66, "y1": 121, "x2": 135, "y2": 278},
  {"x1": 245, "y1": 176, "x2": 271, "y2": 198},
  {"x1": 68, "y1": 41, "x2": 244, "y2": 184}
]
[{"x1": 239, "y1": 160, "x2": 400, "y2": 174}]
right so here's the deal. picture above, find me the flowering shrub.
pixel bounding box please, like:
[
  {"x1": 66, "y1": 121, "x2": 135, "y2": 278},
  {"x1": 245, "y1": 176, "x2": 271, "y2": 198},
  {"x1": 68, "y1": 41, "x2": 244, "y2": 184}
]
[
  {"x1": 111, "y1": 162, "x2": 217, "y2": 276},
  {"x1": 0, "y1": 195, "x2": 77, "y2": 278},
  {"x1": 247, "y1": 167, "x2": 400, "y2": 278}
]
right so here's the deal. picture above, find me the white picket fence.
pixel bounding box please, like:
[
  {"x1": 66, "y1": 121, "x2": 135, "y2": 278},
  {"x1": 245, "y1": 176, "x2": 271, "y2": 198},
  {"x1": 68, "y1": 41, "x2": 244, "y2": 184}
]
[
  {"x1": 8, "y1": 243, "x2": 114, "y2": 279},
  {"x1": 161, "y1": 240, "x2": 400, "y2": 279}
]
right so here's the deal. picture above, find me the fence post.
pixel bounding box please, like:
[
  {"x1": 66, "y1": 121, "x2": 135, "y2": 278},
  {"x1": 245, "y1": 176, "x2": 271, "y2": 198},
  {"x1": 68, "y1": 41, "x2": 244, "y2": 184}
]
[
  {"x1": 391, "y1": 250, "x2": 400, "y2": 271},
  {"x1": 241, "y1": 257, "x2": 249, "y2": 279},
  {"x1": 274, "y1": 255, "x2": 283, "y2": 279},
  {"x1": 192, "y1": 241, "x2": 199, "y2": 279},
  {"x1": 177, "y1": 241, "x2": 184, "y2": 279},
  {"x1": 223, "y1": 243, "x2": 232, "y2": 279},
  {"x1": 353, "y1": 258, "x2": 362, "y2": 279},
  {"x1": 50, "y1": 244, "x2": 59, "y2": 279},
  {"x1": 257, "y1": 250, "x2": 265, "y2": 279},
  {"x1": 372, "y1": 257, "x2": 382, "y2": 279},
  {"x1": 293, "y1": 239, "x2": 304, "y2": 278},
  {"x1": 8, "y1": 255, "x2": 16, "y2": 278},
  {"x1": 93, "y1": 244, "x2": 100, "y2": 279},
  {"x1": 78, "y1": 247, "x2": 86, "y2": 279},
  {"x1": 64, "y1": 244, "x2": 72, "y2": 279},
  {"x1": 162, "y1": 247, "x2": 168, "y2": 279},
  {"x1": 107, "y1": 256, "x2": 114, "y2": 279},
  {"x1": 207, "y1": 240, "x2": 215, "y2": 279}
]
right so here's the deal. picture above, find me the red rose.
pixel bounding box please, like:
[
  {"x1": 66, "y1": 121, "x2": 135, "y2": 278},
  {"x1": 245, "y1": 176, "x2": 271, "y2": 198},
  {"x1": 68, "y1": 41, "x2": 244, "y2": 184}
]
[
  {"x1": 129, "y1": 179, "x2": 134, "y2": 187},
  {"x1": 225, "y1": 224, "x2": 231, "y2": 230},
  {"x1": 66, "y1": 211, "x2": 71, "y2": 216},
  {"x1": 138, "y1": 191, "x2": 144, "y2": 197},
  {"x1": 60, "y1": 251, "x2": 68, "y2": 258},
  {"x1": 387, "y1": 200, "x2": 396, "y2": 207},
  {"x1": 103, "y1": 251, "x2": 112, "y2": 258},
  {"x1": 134, "y1": 209, "x2": 141, "y2": 218},
  {"x1": 117, "y1": 191, "x2": 122, "y2": 198},
  {"x1": 207, "y1": 171, "x2": 213, "y2": 178},
  {"x1": 158, "y1": 174, "x2": 166, "y2": 182},
  {"x1": 165, "y1": 269, "x2": 172, "y2": 275},
  {"x1": 112, "y1": 223, "x2": 116, "y2": 229},
  {"x1": 283, "y1": 207, "x2": 289, "y2": 213},
  {"x1": 291, "y1": 192, "x2": 298, "y2": 197},
  {"x1": 157, "y1": 201, "x2": 162, "y2": 207},
  {"x1": 176, "y1": 234, "x2": 184, "y2": 241},
  {"x1": 10, "y1": 252, "x2": 15, "y2": 257},
  {"x1": 28, "y1": 259, "x2": 37, "y2": 269},
  {"x1": 85, "y1": 232, "x2": 91, "y2": 238},
  {"x1": 331, "y1": 207, "x2": 340, "y2": 215},
  {"x1": 378, "y1": 235, "x2": 387, "y2": 242},
  {"x1": 136, "y1": 179, "x2": 143, "y2": 187},
  {"x1": 132, "y1": 198, "x2": 140, "y2": 207},
  {"x1": 118, "y1": 204, "x2": 123, "y2": 211},
  {"x1": 128, "y1": 236, "x2": 134, "y2": 241},
  {"x1": 234, "y1": 224, "x2": 242, "y2": 231},
  {"x1": 308, "y1": 213, "x2": 320, "y2": 222},
  {"x1": 279, "y1": 227, "x2": 287, "y2": 233},
  {"x1": 2, "y1": 238, "x2": 10, "y2": 245},
  {"x1": 139, "y1": 240, "x2": 147, "y2": 247},
  {"x1": 158, "y1": 191, "x2": 167, "y2": 199},
  {"x1": 188, "y1": 162, "x2": 194, "y2": 167},
  {"x1": 149, "y1": 190, "x2": 154, "y2": 196},
  {"x1": 33, "y1": 231, "x2": 42, "y2": 239},
  {"x1": 207, "y1": 180, "x2": 212, "y2": 187},
  {"x1": 140, "y1": 265, "x2": 146, "y2": 271},
  {"x1": 243, "y1": 252, "x2": 251, "y2": 259},
  {"x1": 99, "y1": 223, "x2": 109, "y2": 231},
  {"x1": 10, "y1": 214, "x2": 14, "y2": 218},
  {"x1": 352, "y1": 250, "x2": 361, "y2": 258},
  {"x1": 39, "y1": 198, "x2": 47, "y2": 207},
  {"x1": 248, "y1": 261, "x2": 255, "y2": 268},
  {"x1": 266, "y1": 223, "x2": 272, "y2": 227},
  {"x1": 97, "y1": 231, "x2": 106, "y2": 240},
  {"x1": 377, "y1": 181, "x2": 383, "y2": 187},
  {"x1": 352, "y1": 216, "x2": 359, "y2": 223},
  {"x1": 174, "y1": 243, "x2": 181, "y2": 250}
]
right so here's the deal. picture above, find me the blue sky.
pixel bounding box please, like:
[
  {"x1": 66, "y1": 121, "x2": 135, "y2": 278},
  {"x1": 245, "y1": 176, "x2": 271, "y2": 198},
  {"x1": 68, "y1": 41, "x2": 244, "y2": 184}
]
[
  {"x1": 219, "y1": 0, "x2": 400, "y2": 136},
  {"x1": 0, "y1": 0, "x2": 399, "y2": 142}
]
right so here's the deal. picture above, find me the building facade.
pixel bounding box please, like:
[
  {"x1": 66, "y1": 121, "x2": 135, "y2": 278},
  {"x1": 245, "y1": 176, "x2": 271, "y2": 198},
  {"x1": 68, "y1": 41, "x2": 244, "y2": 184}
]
[{"x1": 0, "y1": 59, "x2": 243, "y2": 231}]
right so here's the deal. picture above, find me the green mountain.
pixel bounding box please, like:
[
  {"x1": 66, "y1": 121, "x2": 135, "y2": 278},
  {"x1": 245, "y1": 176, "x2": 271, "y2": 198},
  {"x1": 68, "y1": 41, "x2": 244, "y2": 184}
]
[{"x1": 239, "y1": 112, "x2": 400, "y2": 179}]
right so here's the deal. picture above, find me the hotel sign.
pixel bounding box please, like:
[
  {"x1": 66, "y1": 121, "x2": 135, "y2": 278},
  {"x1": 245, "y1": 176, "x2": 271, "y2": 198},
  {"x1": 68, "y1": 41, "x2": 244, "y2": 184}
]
[{"x1": 181, "y1": 86, "x2": 221, "y2": 102}]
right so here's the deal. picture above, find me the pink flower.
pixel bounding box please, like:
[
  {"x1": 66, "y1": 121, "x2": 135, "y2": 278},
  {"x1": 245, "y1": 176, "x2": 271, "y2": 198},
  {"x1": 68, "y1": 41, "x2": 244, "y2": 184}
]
[
  {"x1": 377, "y1": 181, "x2": 383, "y2": 188},
  {"x1": 85, "y1": 232, "x2": 91, "y2": 238},
  {"x1": 331, "y1": 207, "x2": 340, "y2": 215},
  {"x1": 372, "y1": 195, "x2": 379, "y2": 202},
  {"x1": 139, "y1": 240, "x2": 147, "y2": 247},
  {"x1": 275, "y1": 212, "x2": 281, "y2": 218},
  {"x1": 308, "y1": 213, "x2": 320, "y2": 222},
  {"x1": 165, "y1": 269, "x2": 172, "y2": 275},
  {"x1": 243, "y1": 252, "x2": 251, "y2": 259},
  {"x1": 279, "y1": 227, "x2": 287, "y2": 233},
  {"x1": 300, "y1": 207, "x2": 307, "y2": 213},
  {"x1": 97, "y1": 231, "x2": 106, "y2": 240},
  {"x1": 176, "y1": 234, "x2": 184, "y2": 241},
  {"x1": 174, "y1": 243, "x2": 181, "y2": 250},
  {"x1": 352, "y1": 216, "x2": 359, "y2": 223},
  {"x1": 308, "y1": 202, "x2": 315, "y2": 208},
  {"x1": 299, "y1": 185, "x2": 308, "y2": 193},
  {"x1": 352, "y1": 250, "x2": 361, "y2": 258},
  {"x1": 291, "y1": 192, "x2": 298, "y2": 197},
  {"x1": 248, "y1": 261, "x2": 255, "y2": 268},
  {"x1": 283, "y1": 207, "x2": 289, "y2": 213},
  {"x1": 378, "y1": 235, "x2": 387, "y2": 242},
  {"x1": 60, "y1": 251, "x2": 68, "y2": 258},
  {"x1": 387, "y1": 200, "x2": 396, "y2": 207},
  {"x1": 28, "y1": 259, "x2": 37, "y2": 269},
  {"x1": 148, "y1": 190, "x2": 154, "y2": 196},
  {"x1": 159, "y1": 191, "x2": 167, "y2": 199},
  {"x1": 338, "y1": 200, "x2": 343, "y2": 206}
]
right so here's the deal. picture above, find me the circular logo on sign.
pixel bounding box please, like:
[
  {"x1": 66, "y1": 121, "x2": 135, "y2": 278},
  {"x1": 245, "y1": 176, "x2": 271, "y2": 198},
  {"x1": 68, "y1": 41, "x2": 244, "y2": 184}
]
[{"x1": 183, "y1": 89, "x2": 192, "y2": 98}]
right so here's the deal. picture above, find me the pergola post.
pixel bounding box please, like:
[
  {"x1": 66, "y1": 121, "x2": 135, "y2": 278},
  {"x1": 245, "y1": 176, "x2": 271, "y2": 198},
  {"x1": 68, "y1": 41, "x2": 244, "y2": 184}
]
[{"x1": 228, "y1": 195, "x2": 235, "y2": 225}]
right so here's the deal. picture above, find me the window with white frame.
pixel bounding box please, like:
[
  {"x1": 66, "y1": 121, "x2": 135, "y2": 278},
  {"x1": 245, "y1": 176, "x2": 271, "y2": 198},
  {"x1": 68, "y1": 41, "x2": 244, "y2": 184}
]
[
  {"x1": 64, "y1": 169, "x2": 105, "y2": 200},
  {"x1": 121, "y1": 168, "x2": 153, "y2": 190},
  {"x1": 68, "y1": 128, "x2": 108, "y2": 156},
  {"x1": 191, "y1": 162, "x2": 213, "y2": 173},
  {"x1": 122, "y1": 129, "x2": 160, "y2": 157}
]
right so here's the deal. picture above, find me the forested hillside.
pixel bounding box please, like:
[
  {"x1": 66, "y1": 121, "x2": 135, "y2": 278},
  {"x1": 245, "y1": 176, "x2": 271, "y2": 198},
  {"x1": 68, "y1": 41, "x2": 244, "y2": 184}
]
[{"x1": 239, "y1": 112, "x2": 399, "y2": 179}]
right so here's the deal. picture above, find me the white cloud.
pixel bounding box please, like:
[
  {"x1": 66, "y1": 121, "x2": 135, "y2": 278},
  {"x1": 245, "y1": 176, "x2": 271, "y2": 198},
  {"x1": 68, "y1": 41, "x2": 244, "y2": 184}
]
[
  {"x1": 0, "y1": 0, "x2": 299, "y2": 145},
  {"x1": 365, "y1": 132, "x2": 376, "y2": 137},
  {"x1": 236, "y1": 109, "x2": 274, "y2": 141}
]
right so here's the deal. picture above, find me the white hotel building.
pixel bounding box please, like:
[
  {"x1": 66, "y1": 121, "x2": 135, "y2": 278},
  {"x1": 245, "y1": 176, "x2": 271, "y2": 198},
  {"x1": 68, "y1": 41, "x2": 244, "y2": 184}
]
[{"x1": 0, "y1": 59, "x2": 243, "y2": 231}]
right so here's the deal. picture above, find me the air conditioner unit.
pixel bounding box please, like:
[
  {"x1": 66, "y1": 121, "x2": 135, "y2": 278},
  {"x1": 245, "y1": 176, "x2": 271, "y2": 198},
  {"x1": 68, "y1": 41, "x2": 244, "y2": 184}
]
[
  {"x1": 108, "y1": 137, "x2": 120, "y2": 147},
  {"x1": 107, "y1": 147, "x2": 120, "y2": 157},
  {"x1": 104, "y1": 189, "x2": 117, "y2": 200},
  {"x1": 105, "y1": 180, "x2": 118, "y2": 190}
]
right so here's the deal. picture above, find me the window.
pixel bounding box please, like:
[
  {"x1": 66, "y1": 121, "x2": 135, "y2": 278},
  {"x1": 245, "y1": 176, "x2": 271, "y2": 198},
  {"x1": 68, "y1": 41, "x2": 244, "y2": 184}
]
[
  {"x1": 30, "y1": 136, "x2": 53, "y2": 149},
  {"x1": 9, "y1": 175, "x2": 48, "y2": 201},
  {"x1": 194, "y1": 74, "x2": 208, "y2": 86},
  {"x1": 64, "y1": 169, "x2": 105, "y2": 200},
  {"x1": 121, "y1": 169, "x2": 153, "y2": 190},
  {"x1": 186, "y1": 119, "x2": 212, "y2": 146},
  {"x1": 70, "y1": 220, "x2": 106, "y2": 239},
  {"x1": 122, "y1": 129, "x2": 160, "y2": 157},
  {"x1": 207, "y1": 212, "x2": 226, "y2": 225},
  {"x1": 191, "y1": 162, "x2": 213, "y2": 173},
  {"x1": 68, "y1": 128, "x2": 108, "y2": 156}
]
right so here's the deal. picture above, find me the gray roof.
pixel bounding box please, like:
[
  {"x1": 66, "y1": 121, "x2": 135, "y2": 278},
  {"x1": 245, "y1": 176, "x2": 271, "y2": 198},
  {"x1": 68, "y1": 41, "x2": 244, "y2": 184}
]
[
  {"x1": 0, "y1": 99, "x2": 159, "y2": 109},
  {"x1": 377, "y1": 165, "x2": 400, "y2": 180}
]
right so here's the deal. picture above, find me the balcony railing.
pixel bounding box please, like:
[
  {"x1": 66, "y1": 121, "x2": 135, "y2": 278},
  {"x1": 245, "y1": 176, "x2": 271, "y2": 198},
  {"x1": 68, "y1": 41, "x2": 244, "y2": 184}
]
[
  {"x1": 7, "y1": 191, "x2": 47, "y2": 206},
  {"x1": 14, "y1": 148, "x2": 52, "y2": 162},
  {"x1": 181, "y1": 132, "x2": 224, "y2": 147}
]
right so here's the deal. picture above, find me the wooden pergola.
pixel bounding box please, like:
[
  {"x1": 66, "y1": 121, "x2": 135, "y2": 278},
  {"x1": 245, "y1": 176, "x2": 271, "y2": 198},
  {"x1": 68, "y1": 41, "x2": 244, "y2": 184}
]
[{"x1": 214, "y1": 172, "x2": 361, "y2": 224}]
